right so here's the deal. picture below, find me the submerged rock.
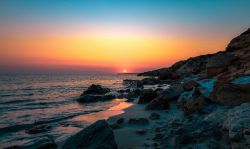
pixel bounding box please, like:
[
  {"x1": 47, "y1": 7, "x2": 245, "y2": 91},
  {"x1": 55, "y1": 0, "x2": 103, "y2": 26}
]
[
  {"x1": 138, "y1": 89, "x2": 157, "y2": 104},
  {"x1": 78, "y1": 94, "x2": 116, "y2": 103},
  {"x1": 211, "y1": 80, "x2": 250, "y2": 105},
  {"x1": 62, "y1": 120, "x2": 117, "y2": 149},
  {"x1": 82, "y1": 84, "x2": 110, "y2": 95}
]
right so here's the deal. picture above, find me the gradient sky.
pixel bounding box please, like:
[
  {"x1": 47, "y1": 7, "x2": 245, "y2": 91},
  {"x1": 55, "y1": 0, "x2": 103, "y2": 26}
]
[{"x1": 0, "y1": 0, "x2": 250, "y2": 74}]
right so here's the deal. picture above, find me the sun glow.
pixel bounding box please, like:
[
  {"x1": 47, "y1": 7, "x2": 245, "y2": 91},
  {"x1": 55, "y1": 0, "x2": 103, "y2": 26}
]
[{"x1": 123, "y1": 69, "x2": 127, "y2": 73}]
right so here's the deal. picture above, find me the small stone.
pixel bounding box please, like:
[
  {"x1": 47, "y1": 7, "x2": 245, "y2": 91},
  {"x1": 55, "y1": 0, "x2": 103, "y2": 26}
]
[
  {"x1": 155, "y1": 127, "x2": 161, "y2": 133},
  {"x1": 109, "y1": 123, "x2": 121, "y2": 130},
  {"x1": 150, "y1": 113, "x2": 160, "y2": 120},
  {"x1": 116, "y1": 118, "x2": 125, "y2": 124},
  {"x1": 136, "y1": 129, "x2": 147, "y2": 135}
]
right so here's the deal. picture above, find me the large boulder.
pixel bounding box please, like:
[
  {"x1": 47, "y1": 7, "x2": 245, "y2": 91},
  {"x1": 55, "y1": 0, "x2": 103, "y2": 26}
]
[
  {"x1": 138, "y1": 89, "x2": 157, "y2": 104},
  {"x1": 178, "y1": 88, "x2": 210, "y2": 114},
  {"x1": 82, "y1": 84, "x2": 110, "y2": 95},
  {"x1": 223, "y1": 103, "x2": 250, "y2": 149},
  {"x1": 78, "y1": 94, "x2": 116, "y2": 103},
  {"x1": 62, "y1": 120, "x2": 117, "y2": 149},
  {"x1": 145, "y1": 94, "x2": 170, "y2": 110},
  {"x1": 211, "y1": 80, "x2": 250, "y2": 105}
]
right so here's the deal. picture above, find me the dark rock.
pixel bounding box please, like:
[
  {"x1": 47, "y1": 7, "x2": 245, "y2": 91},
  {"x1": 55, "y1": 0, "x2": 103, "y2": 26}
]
[
  {"x1": 26, "y1": 124, "x2": 52, "y2": 134},
  {"x1": 128, "y1": 118, "x2": 149, "y2": 125},
  {"x1": 4, "y1": 146, "x2": 21, "y2": 149},
  {"x1": 158, "y1": 72, "x2": 181, "y2": 80},
  {"x1": 78, "y1": 94, "x2": 116, "y2": 103},
  {"x1": 178, "y1": 88, "x2": 210, "y2": 114},
  {"x1": 149, "y1": 113, "x2": 160, "y2": 120},
  {"x1": 13, "y1": 137, "x2": 58, "y2": 149},
  {"x1": 109, "y1": 124, "x2": 121, "y2": 130},
  {"x1": 145, "y1": 95, "x2": 169, "y2": 110},
  {"x1": 141, "y1": 77, "x2": 159, "y2": 85},
  {"x1": 62, "y1": 120, "x2": 117, "y2": 149},
  {"x1": 116, "y1": 118, "x2": 124, "y2": 124},
  {"x1": 82, "y1": 84, "x2": 110, "y2": 95},
  {"x1": 183, "y1": 80, "x2": 200, "y2": 91},
  {"x1": 211, "y1": 80, "x2": 250, "y2": 105},
  {"x1": 135, "y1": 129, "x2": 147, "y2": 135},
  {"x1": 138, "y1": 89, "x2": 157, "y2": 104}
]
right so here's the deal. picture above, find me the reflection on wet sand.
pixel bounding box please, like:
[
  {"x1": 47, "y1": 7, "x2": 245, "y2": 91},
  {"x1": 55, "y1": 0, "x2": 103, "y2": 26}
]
[{"x1": 73, "y1": 100, "x2": 133, "y2": 124}]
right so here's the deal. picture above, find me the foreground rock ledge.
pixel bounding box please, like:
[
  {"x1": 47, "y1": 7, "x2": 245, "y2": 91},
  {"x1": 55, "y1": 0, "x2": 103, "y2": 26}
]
[{"x1": 62, "y1": 120, "x2": 117, "y2": 149}]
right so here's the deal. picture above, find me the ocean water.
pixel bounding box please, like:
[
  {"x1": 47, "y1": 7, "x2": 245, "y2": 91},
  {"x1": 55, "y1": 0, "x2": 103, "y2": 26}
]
[{"x1": 0, "y1": 74, "x2": 142, "y2": 148}]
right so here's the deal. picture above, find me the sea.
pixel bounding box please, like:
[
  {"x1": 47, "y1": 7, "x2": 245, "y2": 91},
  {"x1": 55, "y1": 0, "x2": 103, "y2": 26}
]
[{"x1": 0, "y1": 74, "x2": 142, "y2": 148}]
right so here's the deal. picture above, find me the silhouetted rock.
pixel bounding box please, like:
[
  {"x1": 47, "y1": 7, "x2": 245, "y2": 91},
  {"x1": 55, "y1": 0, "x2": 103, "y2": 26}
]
[
  {"x1": 78, "y1": 94, "x2": 116, "y2": 103},
  {"x1": 82, "y1": 84, "x2": 110, "y2": 95},
  {"x1": 116, "y1": 118, "x2": 124, "y2": 124},
  {"x1": 138, "y1": 89, "x2": 157, "y2": 104},
  {"x1": 211, "y1": 80, "x2": 250, "y2": 105},
  {"x1": 145, "y1": 95, "x2": 169, "y2": 110},
  {"x1": 62, "y1": 120, "x2": 117, "y2": 149}
]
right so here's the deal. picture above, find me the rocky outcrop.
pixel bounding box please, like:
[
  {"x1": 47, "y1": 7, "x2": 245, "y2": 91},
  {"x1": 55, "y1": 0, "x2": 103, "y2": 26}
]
[
  {"x1": 62, "y1": 120, "x2": 117, "y2": 149},
  {"x1": 211, "y1": 80, "x2": 250, "y2": 105},
  {"x1": 223, "y1": 103, "x2": 250, "y2": 149},
  {"x1": 138, "y1": 89, "x2": 157, "y2": 104},
  {"x1": 139, "y1": 28, "x2": 250, "y2": 81},
  {"x1": 82, "y1": 84, "x2": 110, "y2": 95},
  {"x1": 78, "y1": 84, "x2": 116, "y2": 103},
  {"x1": 206, "y1": 52, "x2": 236, "y2": 77}
]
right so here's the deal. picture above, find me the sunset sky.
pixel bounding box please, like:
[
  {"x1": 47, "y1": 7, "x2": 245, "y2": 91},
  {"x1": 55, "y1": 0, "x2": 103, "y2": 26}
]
[{"x1": 0, "y1": 0, "x2": 250, "y2": 74}]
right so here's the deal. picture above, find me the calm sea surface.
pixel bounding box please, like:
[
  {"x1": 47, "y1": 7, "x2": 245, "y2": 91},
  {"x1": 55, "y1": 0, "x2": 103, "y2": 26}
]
[{"x1": 0, "y1": 74, "x2": 142, "y2": 148}]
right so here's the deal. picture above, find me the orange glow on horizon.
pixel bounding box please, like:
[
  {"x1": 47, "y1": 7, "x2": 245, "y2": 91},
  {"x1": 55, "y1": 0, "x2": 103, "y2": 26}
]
[{"x1": 0, "y1": 29, "x2": 230, "y2": 73}]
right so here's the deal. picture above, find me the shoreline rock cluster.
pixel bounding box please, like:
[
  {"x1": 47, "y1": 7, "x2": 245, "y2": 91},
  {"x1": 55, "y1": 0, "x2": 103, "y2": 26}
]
[{"x1": 78, "y1": 28, "x2": 249, "y2": 149}]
